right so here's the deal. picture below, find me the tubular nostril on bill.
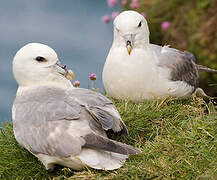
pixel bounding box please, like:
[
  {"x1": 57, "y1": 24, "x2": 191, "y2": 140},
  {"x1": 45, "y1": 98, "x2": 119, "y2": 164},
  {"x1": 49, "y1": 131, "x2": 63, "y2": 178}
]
[
  {"x1": 127, "y1": 40, "x2": 131, "y2": 46},
  {"x1": 57, "y1": 63, "x2": 66, "y2": 69}
]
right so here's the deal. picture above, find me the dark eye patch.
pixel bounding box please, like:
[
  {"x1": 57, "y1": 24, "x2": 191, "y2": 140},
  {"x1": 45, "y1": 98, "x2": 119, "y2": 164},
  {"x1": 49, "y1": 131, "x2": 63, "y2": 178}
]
[
  {"x1": 138, "y1": 21, "x2": 142, "y2": 27},
  {"x1": 35, "y1": 56, "x2": 46, "y2": 62}
]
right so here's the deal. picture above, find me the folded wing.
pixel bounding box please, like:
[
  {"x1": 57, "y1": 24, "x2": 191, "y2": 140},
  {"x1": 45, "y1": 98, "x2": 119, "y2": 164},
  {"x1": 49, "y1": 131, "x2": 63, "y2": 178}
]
[
  {"x1": 13, "y1": 87, "x2": 134, "y2": 159},
  {"x1": 152, "y1": 45, "x2": 199, "y2": 89}
]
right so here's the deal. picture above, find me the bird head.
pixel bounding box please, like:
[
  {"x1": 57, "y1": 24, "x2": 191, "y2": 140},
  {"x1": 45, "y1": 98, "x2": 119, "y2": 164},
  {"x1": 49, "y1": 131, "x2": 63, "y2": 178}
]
[
  {"x1": 113, "y1": 10, "x2": 150, "y2": 55},
  {"x1": 13, "y1": 43, "x2": 74, "y2": 87}
]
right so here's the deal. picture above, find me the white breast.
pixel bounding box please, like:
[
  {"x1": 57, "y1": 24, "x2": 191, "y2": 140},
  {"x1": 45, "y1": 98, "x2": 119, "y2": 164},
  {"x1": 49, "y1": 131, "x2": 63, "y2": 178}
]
[{"x1": 103, "y1": 46, "x2": 194, "y2": 101}]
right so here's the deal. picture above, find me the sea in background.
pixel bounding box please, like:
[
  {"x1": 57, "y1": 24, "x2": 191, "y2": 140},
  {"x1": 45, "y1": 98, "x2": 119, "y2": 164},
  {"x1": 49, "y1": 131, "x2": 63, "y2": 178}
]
[{"x1": 0, "y1": 0, "x2": 120, "y2": 121}]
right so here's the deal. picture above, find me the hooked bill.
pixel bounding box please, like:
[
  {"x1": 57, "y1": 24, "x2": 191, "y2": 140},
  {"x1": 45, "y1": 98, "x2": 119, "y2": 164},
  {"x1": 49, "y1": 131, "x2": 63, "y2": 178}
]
[{"x1": 65, "y1": 70, "x2": 74, "y2": 80}]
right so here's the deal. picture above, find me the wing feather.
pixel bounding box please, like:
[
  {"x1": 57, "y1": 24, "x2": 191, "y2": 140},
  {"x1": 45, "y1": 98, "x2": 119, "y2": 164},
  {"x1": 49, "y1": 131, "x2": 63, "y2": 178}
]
[
  {"x1": 82, "y1": 133, "x2": 140, "y2": 155},
  {"x1": 153, "y1": 45, "x2": 199, "y2": 88},
  {"x1": 13, "y1": 86, "x2": 129, "y2": 158},
  {"x1": 67, "y1": 88, "x2": 128, "y2": 134}
]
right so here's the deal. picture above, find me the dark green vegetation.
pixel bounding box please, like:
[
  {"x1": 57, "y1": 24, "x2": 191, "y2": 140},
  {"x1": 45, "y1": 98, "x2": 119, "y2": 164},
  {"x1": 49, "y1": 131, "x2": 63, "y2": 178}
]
[
  {"x1": 0, "y1": 98, "x2": 216, "y2": 179},
  {"x1": 129, "y1": 0, "x2": 217, "y2": 96}
]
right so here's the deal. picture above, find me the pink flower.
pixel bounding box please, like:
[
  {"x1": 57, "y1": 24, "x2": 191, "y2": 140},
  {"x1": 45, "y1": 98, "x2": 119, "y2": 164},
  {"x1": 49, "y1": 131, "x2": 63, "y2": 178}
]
[
  {"x1": 107, "y1": 0, "x2": 118, "y2": 7},
  {"x1": 73, "y1": 80, "x2": 80, "y2": 87},
  {"x1": 130, "y1": 0, "x2": 139, "y2": 9},
  {"x1": 89, "y1": 73, "x2": 97, "y2": 81},
  {"x1": 161, "y1": 21, "x2": 171, "y2": 30},
  {"x1": 112, "y1": 11, "x2": 120, "y2": 19},
  {"x1": 101, "y1": 15, "x2": 111, "y2": 23},
  {"x1": 121, "y1": 0, "x2": 127, "y2": 6},
  {"x1": 141, "y1": 12, "x2": 146, "y2": 18}
]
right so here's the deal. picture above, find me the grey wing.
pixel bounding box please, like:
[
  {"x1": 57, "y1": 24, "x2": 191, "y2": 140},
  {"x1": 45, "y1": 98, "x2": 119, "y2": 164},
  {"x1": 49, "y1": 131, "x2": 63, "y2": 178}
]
[
  {"x1": 13, "y1": 87, "x2": 85, "y2": 157},
  {"x1": 68, "y1": 88, "x2": 128, "y2": 135},
  {"x1": 13, "y1": 87, "x2": 81, "y2": 126},
  {"x1": 183, "y1": 51, "x2": 196, "y2": 62},
  {"x1": 152, "y1": 45, "x2": 199, "y2": 88},
  {"x1": 13, "y1": 87, "x2": 130, "y2": 158}
]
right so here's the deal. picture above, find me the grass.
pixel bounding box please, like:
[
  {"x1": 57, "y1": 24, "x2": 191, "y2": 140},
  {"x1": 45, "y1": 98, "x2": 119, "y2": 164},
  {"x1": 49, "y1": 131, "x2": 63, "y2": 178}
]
[{"x1": 0, "y1": 97, "x2": 216, "y2": 179}]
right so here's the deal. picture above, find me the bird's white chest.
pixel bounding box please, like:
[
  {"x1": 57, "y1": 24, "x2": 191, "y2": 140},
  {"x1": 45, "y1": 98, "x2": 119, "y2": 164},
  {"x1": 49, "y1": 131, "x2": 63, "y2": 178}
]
[{"x1": 103, "y1": 47, "x2": 190, "y2": 100}]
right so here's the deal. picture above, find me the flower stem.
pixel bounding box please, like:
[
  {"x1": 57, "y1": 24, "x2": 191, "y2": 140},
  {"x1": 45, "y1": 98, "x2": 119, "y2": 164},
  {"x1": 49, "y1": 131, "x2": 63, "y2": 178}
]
[{"x1": 91, "y1": 80, "x2": 94, "y2": 90}]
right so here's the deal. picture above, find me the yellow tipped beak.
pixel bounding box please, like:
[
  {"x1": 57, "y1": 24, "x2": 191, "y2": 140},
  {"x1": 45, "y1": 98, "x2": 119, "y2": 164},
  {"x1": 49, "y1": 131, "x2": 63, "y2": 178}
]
[
  {"x1": 127, "y1": 45, "x2": 132, "y2": 55},
  {"x1": 65, "y1": 70, "x2": 75, "y2": 81},
  {"x1": 56, "y1": 62, "x2": 74, "y2": 81}
]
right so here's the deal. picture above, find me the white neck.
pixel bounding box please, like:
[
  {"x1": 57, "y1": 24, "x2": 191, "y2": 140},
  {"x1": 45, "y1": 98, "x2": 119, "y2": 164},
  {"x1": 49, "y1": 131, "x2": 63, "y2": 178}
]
[{"x1": 16, "y1": 80, "x2": 73, "y2": 97}]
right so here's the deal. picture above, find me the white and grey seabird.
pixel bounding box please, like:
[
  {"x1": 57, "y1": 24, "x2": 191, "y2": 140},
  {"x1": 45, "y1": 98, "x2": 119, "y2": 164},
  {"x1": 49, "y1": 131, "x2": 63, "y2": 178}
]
[
  {"x1": 103, "y1": 10, "x2": 217, "y2": 101},
  {"x1": 12, "y1": 43, "x2": 140, "y2": 171}
]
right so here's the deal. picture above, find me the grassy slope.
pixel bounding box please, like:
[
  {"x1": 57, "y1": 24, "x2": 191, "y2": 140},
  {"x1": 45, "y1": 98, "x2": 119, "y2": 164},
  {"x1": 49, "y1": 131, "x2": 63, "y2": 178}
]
[{"x1": 0, "y1": 98, "x2": 216, "y2": 179}]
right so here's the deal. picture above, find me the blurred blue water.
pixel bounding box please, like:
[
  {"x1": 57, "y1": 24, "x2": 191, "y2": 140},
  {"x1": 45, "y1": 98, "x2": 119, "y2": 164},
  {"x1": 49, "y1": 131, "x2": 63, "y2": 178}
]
[{"x1": 0, "y1": 0, "x2": 119, "y2": 121}]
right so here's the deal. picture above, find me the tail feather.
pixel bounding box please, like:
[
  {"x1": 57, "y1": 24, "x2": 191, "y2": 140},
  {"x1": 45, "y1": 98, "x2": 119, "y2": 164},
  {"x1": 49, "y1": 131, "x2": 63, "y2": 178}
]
[
  {"x1": 197, "y1": 65, "x2": 217, "y2": 74},
  {"x1": 76, "y1": 148, "x2": 127, "y2": 170}
]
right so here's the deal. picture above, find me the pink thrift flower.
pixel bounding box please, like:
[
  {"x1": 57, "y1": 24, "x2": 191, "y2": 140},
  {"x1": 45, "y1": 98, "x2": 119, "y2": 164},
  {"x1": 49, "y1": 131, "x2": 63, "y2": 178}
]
[
  {"x1": 130, "y1": 0, "x2": 139, "y2": 9},
  {"x1": 141, "y1": 12, "x2": 146, "y2": 18},
  {"x1": 161, "y1": 21, "x2": 171, "y2": 30},
  {"x1": 101, "y1": 15, "x2": 111, "y2": 23},
  {"x1": 89, "y1": 73, "x2": 97, "y2": 81},
  {"x1": 121, "y1": 0, "x2": 127, "y2": 6},
  {"x1": 112, "y1": 11, "x2": 120, "y2": 19},
  {"x1": 107, "y1": 0, "x2": 118, "y2": 7},
  {"x1": 73, "y1": 80, "x2": 80, "y2": 87}
]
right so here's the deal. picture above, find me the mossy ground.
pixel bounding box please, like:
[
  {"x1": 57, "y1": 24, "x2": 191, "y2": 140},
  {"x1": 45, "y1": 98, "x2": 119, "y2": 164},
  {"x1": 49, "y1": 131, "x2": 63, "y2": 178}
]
[{"x1": 0, "y1": 97, "x2": 216, "y2": 179}]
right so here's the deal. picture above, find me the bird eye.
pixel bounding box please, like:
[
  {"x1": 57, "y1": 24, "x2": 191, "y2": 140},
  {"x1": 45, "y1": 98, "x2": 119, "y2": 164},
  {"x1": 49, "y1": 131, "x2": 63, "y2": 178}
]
[
  {"x1": 35, "y1": 56, "x2": 46, "y2": 62},
  {"x1": 138, "y1": 21, "x2": 142, "y2": 28}
]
